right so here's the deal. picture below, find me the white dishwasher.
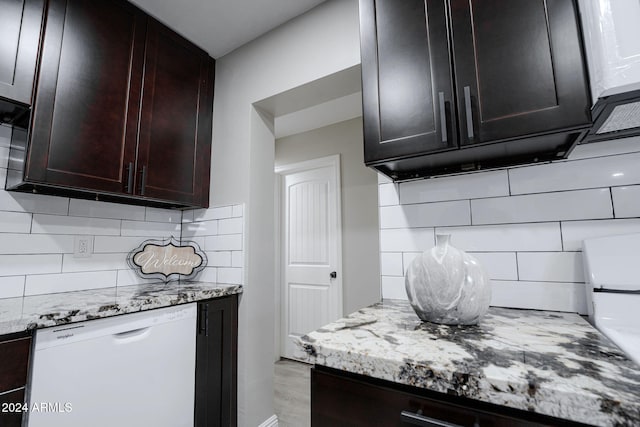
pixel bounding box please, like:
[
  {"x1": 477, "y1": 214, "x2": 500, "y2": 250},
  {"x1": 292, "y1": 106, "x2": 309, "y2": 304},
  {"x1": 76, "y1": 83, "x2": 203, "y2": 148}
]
[{"x1": 27, "y1": 303, "x2": 197, "y2": 427}]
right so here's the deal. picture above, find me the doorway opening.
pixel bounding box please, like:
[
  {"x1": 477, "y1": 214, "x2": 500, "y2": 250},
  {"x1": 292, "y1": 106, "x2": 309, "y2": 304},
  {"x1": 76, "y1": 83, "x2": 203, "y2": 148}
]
[{"x1": 275, "y1": 155, "x2": 343, "y2": 360}]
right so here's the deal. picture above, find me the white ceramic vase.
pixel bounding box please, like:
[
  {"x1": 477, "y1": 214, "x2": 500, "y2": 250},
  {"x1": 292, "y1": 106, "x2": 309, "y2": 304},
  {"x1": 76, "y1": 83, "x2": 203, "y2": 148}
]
[{"x1": 405, "y1": 234, "x2": 491, "y2": 325}]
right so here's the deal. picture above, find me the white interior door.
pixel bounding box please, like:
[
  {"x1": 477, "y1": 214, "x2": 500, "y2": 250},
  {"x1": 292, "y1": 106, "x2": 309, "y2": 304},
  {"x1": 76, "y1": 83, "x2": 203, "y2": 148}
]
[{"x1": 278, "y1": 155, "x2": 342, "y2": 360}]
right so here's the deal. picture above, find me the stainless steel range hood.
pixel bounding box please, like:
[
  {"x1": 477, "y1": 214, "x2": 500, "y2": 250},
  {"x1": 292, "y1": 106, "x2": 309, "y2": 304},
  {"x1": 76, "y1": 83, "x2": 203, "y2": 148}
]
[{"x1": 578, "y1": 0, "x2": 640, "y2": 143}]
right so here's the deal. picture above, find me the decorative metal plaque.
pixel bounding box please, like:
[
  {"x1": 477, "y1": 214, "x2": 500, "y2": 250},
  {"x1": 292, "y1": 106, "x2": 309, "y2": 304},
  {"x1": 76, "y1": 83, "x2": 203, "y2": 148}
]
[{"x1": 127, "y1": 236, "x2": 207, "y2": 282}]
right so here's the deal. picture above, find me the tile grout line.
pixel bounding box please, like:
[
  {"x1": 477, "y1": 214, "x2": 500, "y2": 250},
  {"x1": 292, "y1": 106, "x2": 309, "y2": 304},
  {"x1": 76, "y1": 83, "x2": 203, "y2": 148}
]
[{"x1": 609, "y1": 187, "x2": 616, "y2": 219}]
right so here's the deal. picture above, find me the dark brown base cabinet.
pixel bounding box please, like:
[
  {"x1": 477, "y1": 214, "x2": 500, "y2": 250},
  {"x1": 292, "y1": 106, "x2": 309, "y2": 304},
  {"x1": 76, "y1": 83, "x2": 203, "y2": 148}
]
[
  {"x1": 195, "y1": 295, "x2": 239, "y2": 427},
  {"x1": 0, "y1": 333, "x2": 32, "y2": 427},
  {"x1": 6, "y1": 0, "x2": 214, "y2": 208},
  {"x1": 360, "y1": 0, "x2": 592, "y2": 180},
  {"x1": 311, "y1": 366, "x2": 591, "y2": 427}
]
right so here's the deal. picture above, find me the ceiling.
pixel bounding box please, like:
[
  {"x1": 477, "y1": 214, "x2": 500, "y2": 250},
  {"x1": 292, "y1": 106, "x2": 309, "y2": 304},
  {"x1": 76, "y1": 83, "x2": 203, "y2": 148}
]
[{"x1": 129, "y1": 0, "x2": 328, "y2": 58}]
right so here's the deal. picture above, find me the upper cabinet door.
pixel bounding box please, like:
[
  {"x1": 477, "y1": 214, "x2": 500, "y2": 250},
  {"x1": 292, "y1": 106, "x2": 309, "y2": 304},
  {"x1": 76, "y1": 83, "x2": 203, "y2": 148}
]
[
  {"x1": 449, "y1": 0, "x2": 591, "y2": 146},
  {"x1": 0, "y1": 0, "x2": 44, "y2": 119},
  {"x1": 136, "y1": 20, "x2": 213, "y2": 208},
  {"x1": 26, "y1": 0, "x2": 146, "y2": 193},
  {"x1": 361, "y1": 0, "x2": 456, "y2": 165}
]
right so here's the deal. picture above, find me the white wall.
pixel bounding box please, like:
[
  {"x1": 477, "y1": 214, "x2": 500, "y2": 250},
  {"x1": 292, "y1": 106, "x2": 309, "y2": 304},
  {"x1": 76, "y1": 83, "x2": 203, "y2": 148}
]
[
  {"x1": 209, "y1": 0, "x2": 361, "y2": 425},
  {"x1": 182, "y1": 204, "x2": 245, "y2": 286},
  {"x1": 275, "y1": 118, "x2": 381, "y2": 315},
  {"x1": 379, "y1": 136, "x2": 640, "y2": 314}
]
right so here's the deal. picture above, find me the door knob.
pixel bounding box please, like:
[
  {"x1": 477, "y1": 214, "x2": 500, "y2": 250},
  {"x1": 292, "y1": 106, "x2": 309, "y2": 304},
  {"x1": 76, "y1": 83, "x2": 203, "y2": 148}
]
[{"x1": 330, "y1": 271, "x2": 337, "y2": 279}]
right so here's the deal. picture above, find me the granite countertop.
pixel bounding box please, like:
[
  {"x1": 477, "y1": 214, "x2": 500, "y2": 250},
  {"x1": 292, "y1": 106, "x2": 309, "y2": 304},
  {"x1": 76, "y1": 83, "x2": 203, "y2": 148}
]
[
  {"x1": 296, "y1": 299, "x2": 640, "y2": 427},
  {"x1": 0, "y1": 281, "x2": 242, "y2": 335}
]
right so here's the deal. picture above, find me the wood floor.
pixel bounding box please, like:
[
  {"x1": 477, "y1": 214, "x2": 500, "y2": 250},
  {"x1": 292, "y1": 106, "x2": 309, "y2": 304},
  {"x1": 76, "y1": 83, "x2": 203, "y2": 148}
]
[{"x1": 274, "y1": 358, "x2": 311, "y2": 427}]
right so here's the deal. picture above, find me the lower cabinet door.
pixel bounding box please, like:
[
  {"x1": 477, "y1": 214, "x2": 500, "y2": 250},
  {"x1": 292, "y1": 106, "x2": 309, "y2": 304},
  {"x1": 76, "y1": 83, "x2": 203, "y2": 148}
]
[
  {"x1": 0, "y1": 334, "x2": 31, "y2": 427},
  {"x1": 195, "y1": 295, "x2": 238, "y2": 427},
  {"x1": 311, "y1": 366, "x2": 584, "y2": 427},
  {"x1": 0, "y1": 389, "x2": 26, "y2": 427}
]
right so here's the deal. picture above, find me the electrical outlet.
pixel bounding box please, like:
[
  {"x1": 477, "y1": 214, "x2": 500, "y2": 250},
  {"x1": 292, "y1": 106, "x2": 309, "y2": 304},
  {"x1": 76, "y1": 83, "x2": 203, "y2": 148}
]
[{"x1": 74, "y1": 235, "x2": 94, "y2": 258}]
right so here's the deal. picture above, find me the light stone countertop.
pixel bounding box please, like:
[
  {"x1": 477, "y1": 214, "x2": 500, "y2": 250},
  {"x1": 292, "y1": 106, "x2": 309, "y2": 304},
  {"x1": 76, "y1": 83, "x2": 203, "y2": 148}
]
[
  {"x1": 0, "y1": 281, "x2": 242, "y2": 335},
  {"x1": 296, "y1": 299, "x2": 640, "y2": 427}
]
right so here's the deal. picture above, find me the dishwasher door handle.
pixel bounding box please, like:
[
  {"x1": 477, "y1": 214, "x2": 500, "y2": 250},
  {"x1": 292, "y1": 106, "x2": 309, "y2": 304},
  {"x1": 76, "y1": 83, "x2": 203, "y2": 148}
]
[
  {"x1": 401, "y1": 411, "x2": 464, "y2": 427},
  {"x1": 113, "y1": 327, "x2": 151, "y2": 343}
]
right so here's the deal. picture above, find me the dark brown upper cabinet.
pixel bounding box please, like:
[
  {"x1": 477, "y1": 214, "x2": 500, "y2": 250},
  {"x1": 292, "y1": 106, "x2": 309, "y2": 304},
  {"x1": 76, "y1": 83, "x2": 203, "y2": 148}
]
[
  {"x1": 0, "y1": 0, "x2": 45, "y2": 124},
  {"x1": 360, "y1": 0, "x2": 592, "y2": 180},
  {"x1": 136, "y1": 20, "x2": 214, "y2": 206},
  {"x1": 6, "y1": 0, "x2": 214, "y2": 208}
]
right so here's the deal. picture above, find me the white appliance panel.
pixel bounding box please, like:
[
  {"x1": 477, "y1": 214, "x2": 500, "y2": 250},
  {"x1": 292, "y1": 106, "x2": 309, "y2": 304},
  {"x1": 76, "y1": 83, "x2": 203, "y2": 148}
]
[
  {"x1": 582, "y1": 232, "x2": 640, "y2": 290},
  {"x1": 578, "y1": 0, "x2": 640, "y2": 101},
  {"x1": 28, "y1": 304, "x2": 197, "y2": 427}
]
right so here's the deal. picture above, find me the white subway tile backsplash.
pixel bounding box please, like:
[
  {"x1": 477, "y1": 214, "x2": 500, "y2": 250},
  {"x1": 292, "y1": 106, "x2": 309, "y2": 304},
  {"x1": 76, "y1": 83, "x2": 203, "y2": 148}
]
[
  {"x1": 490, "y1": 281, "x2": 587, "y2": 314},
  {"x1": 379, "y1": 201, "x2": 470, "y2": 229},
  {"x1": 218, "y1": 267, "x2": 242, "y2": 284},
  {"x1": 509, "y1": 152, "x2": 640, "y2": 195},
  {"x1": 62, "y1": 253, "x2": 126, "y2": 273},
  {"x1": 0, "y1": 254, "x2": 62, "y2": 276},
  {"x1": 377, "y1": 173, "x2": 393, "y2": 184},
  {"x1": 381, "y1": 276, "x2": 407, "y2": 300},
  {"x1": 380, "y1": 252, "x2": 403, "y2": 276},
  {"x1": 471, "y1": 189, "x2": 613, "y2": 225},
  {"x1": 182, "y1": 220, "x2": 218, "y2": 237},
  {"x1": 436, "y1": 223, "x2": 562, "y2": 252},
  {"x1": 517, "y1": 252, "x2": 584, "y2": 283},
  {"x1": 1, "y1": 132, "x2": 243, "y2": 298},
  {"x1": 561, "y1": 219, "x2": 640, "y2": 251},
  {"x1": 0, "y1": 124, "x2": 10, "y2": 140},
  {"x1": 205, "y1": 234, "x2": 242, "y2": 251},
  {"x1": 93, "y1": 236, "x2": 156, "y2": 253},
  {"x1": 0, "y1": 276, "x2": 25, "y2": 299},
  {"x1": 181, "y1": 209, "x2": 195, "y2": 223},
  {"x1": 32, "y1": 214, "x2": 120, "y2": 235},
  {"x1": 0, "y1": 147, "x2": 9, "y2": 169},
  {"x1": 378, "y1": 183, "x2": 399, "y2": 206},
  {"x1": 402, "y1": 252, "x2": 419, "y2": 275},
  {"x1": 195, "y1": 267, "x2": 217, "y2": 283},
  {"x1": 0, "y1": 211, "x2": 31, "y2": 233},
  {"x1": 231, "y1": 251, "x2": 244, "y2": 268},
  {"x1": 218, "y1": 217, "x2": 243, "y2": 235},
  {"x1": 232, "y1": 204, "x2": 244, "y2": 218},
  {"x1": 568, "y1": 136, "x2": 640, "y2": 160},
  {"x1": 0, "y1": 125, "x2": 11, "y2": 165},
  {"x1": 121, "y1": 220, "x2": 180, "y2": 237},
  {"x1": 25, "y1": 271, "x2": 117, "y2": 295},
  {"x1": 612, "y1": 186, "x2": 640, "y2": 218},
  {"x1": 69, "y1": 199, "x2": 145, "y2": 221},
  {"x1": 207, "y1": 251, "x2": 232, "y2": 267},
  {"x1": 116, "y1": 269, "x2": 158, "y2": 287},
  {"x1": 145, "y1": 207, "x2": 182, "y2": 223},
  {"x1": 193, "y1": 206, "x2": 233, "y2": 222},
  {"x1": 401, "y1": 251, "x2": 518, "y2": 281},
  {"x1": 400, "y1": 170, "x2": 509, "y2": 204},
  {"x1": 0, "y1": 234, "x2": 74, "y2": 255},
  {"x1": 469, "y1": 252, "x2": 518, "y2": 281},
  {"x1": 379, "y1": 228, "x2": 434, "y2": 252},
  {"x1": 185, "y1": 236, "x2": 206, "y2": 249},
  {"x1": 0, "y1": 172, "x2": 69, "y2": 214}
]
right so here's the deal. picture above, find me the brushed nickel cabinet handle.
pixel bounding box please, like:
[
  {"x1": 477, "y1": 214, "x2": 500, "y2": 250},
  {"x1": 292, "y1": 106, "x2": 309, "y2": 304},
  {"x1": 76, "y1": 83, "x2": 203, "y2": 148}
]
[
  {"x1": 464, "y1": 85, "x2": 474, "y2": 140},
  {"x1": 126, "y1": 162, "x2": 134, "y2": 194},
  {"x1": 139, "y1": 165, "x2": 147, "y2": 196},
  {"x1": 438, "y1": 91, "x2": 447, "y2": 143}
]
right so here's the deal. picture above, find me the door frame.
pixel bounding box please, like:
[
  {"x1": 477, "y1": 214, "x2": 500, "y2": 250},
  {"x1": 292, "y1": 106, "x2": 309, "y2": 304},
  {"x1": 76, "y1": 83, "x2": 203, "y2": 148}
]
[{"x1": 274, "y1": 154, "x2": 343, "y2": 359}]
